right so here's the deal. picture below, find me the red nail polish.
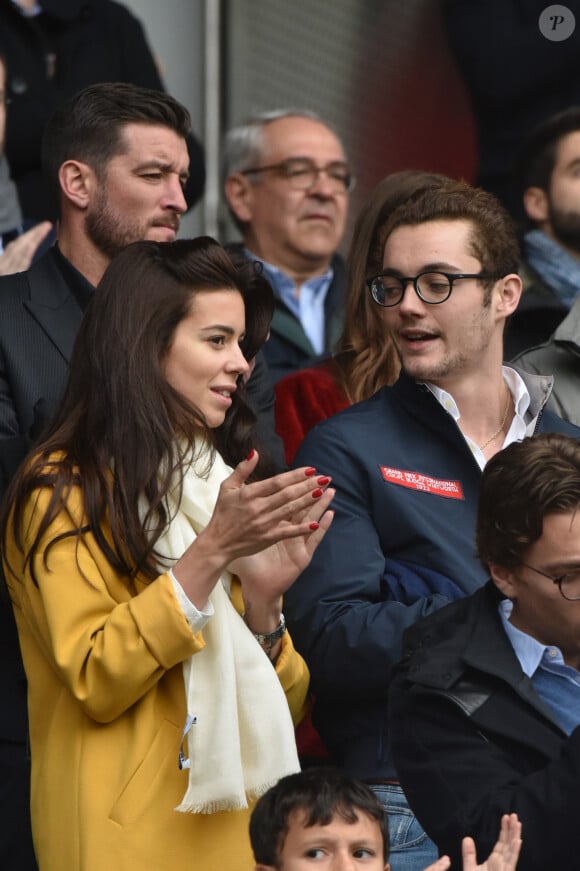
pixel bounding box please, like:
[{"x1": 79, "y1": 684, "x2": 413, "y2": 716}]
[
  {"x1": 304, "y1": 467, "x2": 316, "y2": 477},
  {"x1": 309, "y1": 521, "x2": 320, "y2": 531},
  {"x1": 317, "y1": 476, "x2": 330, "y2": 485},
  {"x1": 312, "y1": 488, "x2": 323, "y2": 498},
  {"x1": 246, "y1": 449, "x2": 255, "y2": 461}
]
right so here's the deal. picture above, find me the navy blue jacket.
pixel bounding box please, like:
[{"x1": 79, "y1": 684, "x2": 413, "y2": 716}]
[
  {"x1": 284, "y1": 371, "x2": 580, "y2": 781},
  {"x1": 389, "y1": 581, "x2": 580, "y2": 871}
]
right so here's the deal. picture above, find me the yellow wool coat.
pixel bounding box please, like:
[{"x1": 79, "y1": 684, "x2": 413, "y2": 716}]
[{"x1": 4, "y1": 484, "x2": 309, "y2": 871}]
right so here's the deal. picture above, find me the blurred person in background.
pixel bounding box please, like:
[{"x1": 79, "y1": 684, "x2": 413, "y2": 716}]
[
  {"x1": 223, "y1": 109, "x2": 351, "y2": 382},
  {"x1": 0, "y1": 0, "x2": 205, "y2": 222}
]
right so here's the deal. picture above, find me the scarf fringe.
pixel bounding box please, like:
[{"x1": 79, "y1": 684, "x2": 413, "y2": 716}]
[{"x1": 175, "y1": 776, "x2": 288, "y2": 815}]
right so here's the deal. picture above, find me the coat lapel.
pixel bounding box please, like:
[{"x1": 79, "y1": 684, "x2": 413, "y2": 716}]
[{"x1": 23, "y1": 250, "x2": 84, "y2": 362}]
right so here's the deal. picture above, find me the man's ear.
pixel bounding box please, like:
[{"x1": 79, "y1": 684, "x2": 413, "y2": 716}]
[
  {"x1": 522, "y1": 186, "x2": 549, "y2": 224},
  {"x1": 254, "y1": 864, "x2": 276, "y2": 871},
  {"x1": 489, "y1": 563, "x2": 518, "y2": 599},
  {"x1": 58, "y1": 160, "x2": 96, "y2": 210},
  {"x1": 494, "y1": 273, "x2": 522, "y2": 319},
  {"x1": 224, "y1": 173, "x2": 254, "y2": 224}
]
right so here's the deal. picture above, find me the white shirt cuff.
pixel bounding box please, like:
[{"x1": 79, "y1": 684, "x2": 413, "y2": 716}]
[{"x1": 169, "y1": 569, "x2": 214, "y2": 633}]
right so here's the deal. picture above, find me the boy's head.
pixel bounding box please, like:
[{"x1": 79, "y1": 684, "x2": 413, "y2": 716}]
[{"x1": 250, "y1": 767, "x2": 390, "y2": 870}]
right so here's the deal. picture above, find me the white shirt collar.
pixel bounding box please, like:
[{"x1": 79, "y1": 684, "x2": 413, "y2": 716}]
[{"x1": 425, "y1": 366, "x2": 530, "y2": 469}]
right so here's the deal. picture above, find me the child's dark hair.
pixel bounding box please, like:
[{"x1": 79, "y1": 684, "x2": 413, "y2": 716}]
[{"x1": 249, "y1": 767, "x2": 389, "y2": 866}]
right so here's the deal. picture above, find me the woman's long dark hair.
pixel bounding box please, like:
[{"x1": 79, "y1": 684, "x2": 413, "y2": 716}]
[{"x1": 1, "y1": 237, "x2": 274, "y2": 586}]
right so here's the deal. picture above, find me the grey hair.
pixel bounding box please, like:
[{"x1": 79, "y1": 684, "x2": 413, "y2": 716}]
[{"x1": 221, "y1": 108, "x2": 341, "y2": 184}]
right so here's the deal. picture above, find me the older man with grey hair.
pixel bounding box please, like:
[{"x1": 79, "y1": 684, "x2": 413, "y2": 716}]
[{"x1": 223, "y1": 109, "x2": 353, "y2": 381}]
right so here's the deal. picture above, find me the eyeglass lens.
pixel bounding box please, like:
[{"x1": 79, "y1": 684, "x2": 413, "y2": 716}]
[
  {"x1": 371, "y1": 272, "x2": 452, "y2": 306},
  {"x1": 559, "y1": 572, "x2": 580, "y2": 600},
  {"x1": 281, "y1": 159, "x2": 351, "y2": 192}
]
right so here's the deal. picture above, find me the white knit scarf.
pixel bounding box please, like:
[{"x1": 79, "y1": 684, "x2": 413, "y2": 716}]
[{"x1": 152, "y1": 444, "x2": 300, "y2": 814}]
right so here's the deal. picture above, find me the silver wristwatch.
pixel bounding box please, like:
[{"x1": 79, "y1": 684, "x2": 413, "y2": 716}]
[{"x1": 250, "y1": 613, "x2": 287, "y2": 651}]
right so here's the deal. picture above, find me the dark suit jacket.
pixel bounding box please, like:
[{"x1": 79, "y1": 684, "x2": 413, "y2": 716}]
[
  {"x1": 0, "y1": 247, "x2": 84, "y2": 761},
  {"x1": 0, "y1": 248, "x2": 85, "y2": 493},
  {"x1": 390, "y1": 581, "x2": 580, "y2": 871}
]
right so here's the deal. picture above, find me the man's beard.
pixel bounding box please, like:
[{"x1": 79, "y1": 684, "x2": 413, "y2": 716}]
[
  {"x1": 548, "y1": 203, "x2": 580, "y2": 254},
  {"x1": 85, "y1": 192, "x2": 146, "y2": 260}
]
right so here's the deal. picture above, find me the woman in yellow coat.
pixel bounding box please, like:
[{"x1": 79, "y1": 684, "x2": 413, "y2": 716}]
[{"x1": 1, "y1": 238, "x2": 334, "y2": 871}]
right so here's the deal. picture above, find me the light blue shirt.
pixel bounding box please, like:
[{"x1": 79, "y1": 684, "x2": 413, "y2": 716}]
[
  {"x1": 499, "y1": 599, "x2": 580, "y2": 735},
  {"x1": 245, "y1": 248, "x2": 333, "y2": 355}
]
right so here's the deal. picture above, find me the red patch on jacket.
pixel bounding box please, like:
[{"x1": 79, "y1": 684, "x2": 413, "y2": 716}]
[{"x1": 380, "y1": 466, "x2": 464, "y2": 500}]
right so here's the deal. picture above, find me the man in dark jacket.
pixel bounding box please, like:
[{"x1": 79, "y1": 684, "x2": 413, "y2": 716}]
[
  {"x1": 222, "y1": 110, "x2": 350, "y2": 381},
  {"x1": 284, "y1": 179, "x2": 580, "y2": 871},
  {"x1": 390, "y1": 433, "x2": 580, "y2": 871}
]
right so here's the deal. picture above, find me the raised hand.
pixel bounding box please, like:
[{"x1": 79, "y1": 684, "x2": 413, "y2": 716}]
[
  {"x1": 204, "y1": 450, "x2": 334, "y2": 563},
  {"x1": 462, "y1": 815, "x2": 521, "y2": 871},
  {"x1": 172, "y1": 450, "x2": 334, "y2": 613},
  {"x1": 423, "y1": 814, "x2": 522, "y2": 871},
  {"x1": 0, "y1": 221, "x2": 52, "y2": 275}
]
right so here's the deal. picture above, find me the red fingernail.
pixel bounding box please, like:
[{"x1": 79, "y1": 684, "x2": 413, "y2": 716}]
[
  {"x1": 246, "y1": 449, "x2": 255, "y2": 461},
  {"x1": 312, "y1": 488, "x2": 323, "y2": 498},
  {"x1": 317, "y1": 476, "x2": 330, "y2": 485},
  {"x1": 309, "y1": 521, "x2": 320, "y2": 531},
  {"x1": 304, "y1": 467, "x2": 316, "y2": 477}
]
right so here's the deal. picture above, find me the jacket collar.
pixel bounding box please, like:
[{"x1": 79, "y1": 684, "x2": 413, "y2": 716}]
[
  {"x1": 550, "y1": 297, "x2": 580, "y2": 354},
  {"x1": 23, "y1": 247, "x2": 87, "y2": 362},
  {"x1": 401, "y1": 581, "x2": 562, "y2": 728},
  {"x1": 392, "y1": 367, "x2": 553, "y2": 429}
]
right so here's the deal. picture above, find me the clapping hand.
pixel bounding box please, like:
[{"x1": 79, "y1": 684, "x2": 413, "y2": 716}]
[{"x1": 424, "y1": 815, "x2": 522, "y2": 871}]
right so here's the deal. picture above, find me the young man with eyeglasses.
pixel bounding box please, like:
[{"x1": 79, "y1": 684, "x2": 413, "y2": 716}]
[
  {"x1": 284, "y1": 179, "x2": 579, "y2": 871},
  {"x1": 389, "y1": 432, "x2": 580, "y2": 871},
  {"x1": 223, "y1": 110, "x2": 352, "y2": 381}
]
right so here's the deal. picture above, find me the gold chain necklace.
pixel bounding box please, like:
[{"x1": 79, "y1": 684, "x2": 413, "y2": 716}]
[{"x1": 478, "y1": 385, "x2": 511, "y2": 452}]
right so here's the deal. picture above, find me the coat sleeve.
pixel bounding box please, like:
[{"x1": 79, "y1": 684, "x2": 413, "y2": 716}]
[
  {"x1": 0, "y1": 288, "x2": 33, "y2": 499},
  {"x1": 389, "y1": 675, "x2": 580, "y2": 871},
  {"x1": 274, "y1": 631, "x2": 309, "y2": 726},
  {"x1": 6, "y1": 486, "x2": 204, "y2": 724},
  {"x1": 284, "y1": 421, "x2": 451, "y2": 702}
]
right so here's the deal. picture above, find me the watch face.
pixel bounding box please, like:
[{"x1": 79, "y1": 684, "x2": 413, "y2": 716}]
[{"x1": 254, "y1": 614, "x2": 286, "y2": 645}]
